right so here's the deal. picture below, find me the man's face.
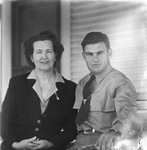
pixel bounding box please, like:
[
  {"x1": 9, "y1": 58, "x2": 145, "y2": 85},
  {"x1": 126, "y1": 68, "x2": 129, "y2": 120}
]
[{"x1": 82, "y1": 42, "x2": 111, "y2": 75}]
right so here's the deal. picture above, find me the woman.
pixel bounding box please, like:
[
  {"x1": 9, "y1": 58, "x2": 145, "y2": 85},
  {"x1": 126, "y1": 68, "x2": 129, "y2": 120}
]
[{"x1": 1, "y1": 30, "x2": 77, "y2": 150}]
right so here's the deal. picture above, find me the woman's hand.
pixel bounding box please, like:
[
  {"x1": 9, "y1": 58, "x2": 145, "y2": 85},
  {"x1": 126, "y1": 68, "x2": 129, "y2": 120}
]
[
  {"x1": 30, "y1": 139, "x2": 54, "y2": 149},
  {"x1": 12, "y1": 136, "x2": 38, "y2": 150}
]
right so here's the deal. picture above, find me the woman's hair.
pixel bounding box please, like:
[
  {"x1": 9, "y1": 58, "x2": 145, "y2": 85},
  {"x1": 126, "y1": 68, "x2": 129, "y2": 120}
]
[{"x1": 24, "y1": 30, "x2": 64, "y2": 68}]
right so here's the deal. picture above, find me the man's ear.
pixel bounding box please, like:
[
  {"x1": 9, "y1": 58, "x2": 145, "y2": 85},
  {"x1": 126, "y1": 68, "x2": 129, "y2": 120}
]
[
  {"x1": 108, "y1": 48, "x2": 112, "y2": 58},
  {"x1": 82, "y1": 52, "x2": 85, "y2": 59}
]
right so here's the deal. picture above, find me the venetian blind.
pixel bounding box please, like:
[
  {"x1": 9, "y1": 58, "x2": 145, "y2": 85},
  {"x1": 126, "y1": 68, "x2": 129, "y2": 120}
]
[{"x1": 70, "y1": 0, "x2": 147, "y2": 102}]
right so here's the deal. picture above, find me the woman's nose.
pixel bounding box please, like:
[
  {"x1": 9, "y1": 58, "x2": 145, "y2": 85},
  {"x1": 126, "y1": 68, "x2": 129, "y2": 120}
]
[{"x1": 42, "y1": 52, "x2": 47, "y2": 58}]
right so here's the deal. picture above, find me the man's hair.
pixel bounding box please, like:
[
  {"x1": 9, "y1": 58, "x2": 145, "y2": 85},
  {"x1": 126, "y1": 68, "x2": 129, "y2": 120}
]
[{"x1": 81, "y1": 32, "x2": 110, "y2": 51}]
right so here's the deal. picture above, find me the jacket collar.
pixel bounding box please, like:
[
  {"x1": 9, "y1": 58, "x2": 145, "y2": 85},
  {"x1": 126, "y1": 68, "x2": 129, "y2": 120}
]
[{"x1": 27, "y1": 69, "x2": 64, "y2": 83}]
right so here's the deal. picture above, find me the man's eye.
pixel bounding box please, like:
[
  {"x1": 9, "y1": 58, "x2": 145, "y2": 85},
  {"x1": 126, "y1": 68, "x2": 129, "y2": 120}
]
[
  {"x1": 85, "y1": 52, "x2": 93, "y2": 56},
  {"x1": 98, "y1": 51, "x2": 104, "y2": 55}
]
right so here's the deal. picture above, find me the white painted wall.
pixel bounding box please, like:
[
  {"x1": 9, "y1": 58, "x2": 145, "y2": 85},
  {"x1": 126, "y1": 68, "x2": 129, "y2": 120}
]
[
  {"x1": 60, "y1": 0, "x2": 71, "y2": 80},
  {"x1": 1, "y1": 0, "x2": 12, "y2": 103}
]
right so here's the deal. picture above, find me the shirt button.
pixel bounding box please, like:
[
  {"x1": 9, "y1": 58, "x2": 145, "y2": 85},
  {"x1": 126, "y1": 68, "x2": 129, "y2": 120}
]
[
  {"x1": 37, "y1": 120, "x2": 41, "y2": 124},
  {"x1": 35, "y1": 128, "x2": 39, "y2": 131},
  {"x1": 43, "y1": 114, "x2": 46, "y2": 117}
]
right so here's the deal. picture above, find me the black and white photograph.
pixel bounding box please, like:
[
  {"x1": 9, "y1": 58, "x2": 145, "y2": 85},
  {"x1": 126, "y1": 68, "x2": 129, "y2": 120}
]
[{"x1": 0, "y1": 0, "x2": 147, "y2": 150}]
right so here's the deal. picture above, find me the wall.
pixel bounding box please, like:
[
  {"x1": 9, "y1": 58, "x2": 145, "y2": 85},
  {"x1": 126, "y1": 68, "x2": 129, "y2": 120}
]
[
  {"x1": 0, "y1": 0, "x2": 61, "y2": 103},
  {"x1": 1, "y1": 0, "x2": 12, "y2": 104},
  {"x1": 11, "y1": 0, "x2": 60, "y2": 76},
  {"x1": 69, "y1": 0, "x2": 147, "y2": 130}
]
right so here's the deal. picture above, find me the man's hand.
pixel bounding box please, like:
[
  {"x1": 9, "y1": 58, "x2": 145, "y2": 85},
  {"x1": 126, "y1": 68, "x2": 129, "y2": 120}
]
[
  {"x1": 95, "y1": 130, "x2": 121, "y2": 150},
  {"x1": 12, "y1": 136, "x2": 38, "y2": 150}
]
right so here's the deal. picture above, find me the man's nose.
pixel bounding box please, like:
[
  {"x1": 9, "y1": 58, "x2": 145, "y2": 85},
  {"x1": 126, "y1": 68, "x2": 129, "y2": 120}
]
[{"x1": 93, "y1": 53, "x2": 99, "y2": 60}]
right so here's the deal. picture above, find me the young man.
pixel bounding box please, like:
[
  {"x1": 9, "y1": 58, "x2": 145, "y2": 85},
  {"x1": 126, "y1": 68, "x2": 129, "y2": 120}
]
[{"x1": 71, "y1": 32, "x2": 138, "y2": 150}]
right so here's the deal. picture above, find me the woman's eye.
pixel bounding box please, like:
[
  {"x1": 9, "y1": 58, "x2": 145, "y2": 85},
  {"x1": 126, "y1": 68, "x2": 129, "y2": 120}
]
[
  {"x1": 35, "y1": 50, "x2": 42, "y2": 54},
  {"x1": 36, "y1": 51, "x2": 41, "y2": 54},
  {"x1": 47, "y1": 50, "x2": 54, "y2": 53}
]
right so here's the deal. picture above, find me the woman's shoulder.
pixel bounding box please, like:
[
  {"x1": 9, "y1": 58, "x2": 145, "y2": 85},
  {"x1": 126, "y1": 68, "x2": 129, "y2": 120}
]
[
  {"x1": 62, "y1": 76, "x2": 77, "y2": 87},
  {"x1": 7, "y1": 72, "x2": 31, "y2": 90},
  {"x1": 10, "y1": 72, "x2": 31, "y2": 83}
]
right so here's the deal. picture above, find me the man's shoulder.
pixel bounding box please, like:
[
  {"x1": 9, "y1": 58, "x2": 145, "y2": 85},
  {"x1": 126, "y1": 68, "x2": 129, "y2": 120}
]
[
  {"x1": 109, "y1": 68, "x2": 135, "y2": 88},
  {"x1": 78, "y1": 74, "x2": 90, "y2": 85},
  {"x1": 110, "y1": 68, "x2": 129, "y2": 80}
]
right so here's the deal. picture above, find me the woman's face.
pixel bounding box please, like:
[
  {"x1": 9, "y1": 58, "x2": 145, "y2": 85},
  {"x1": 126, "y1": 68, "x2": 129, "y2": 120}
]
[{"x1": 31, "y1": 40, "x2": 56, "y2": 72}]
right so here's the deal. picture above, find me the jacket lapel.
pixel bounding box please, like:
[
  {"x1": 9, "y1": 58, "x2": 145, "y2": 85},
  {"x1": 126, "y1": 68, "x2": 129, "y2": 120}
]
[
  {"x1": 27, "y1": 79, "x2": 42, "y2": 115},
  {"x1": 26, "y1": 76, "x2": 66, "y2": 115},
  {"x1": 46, "y1": 81, "x2": 65, "y2": 110}
]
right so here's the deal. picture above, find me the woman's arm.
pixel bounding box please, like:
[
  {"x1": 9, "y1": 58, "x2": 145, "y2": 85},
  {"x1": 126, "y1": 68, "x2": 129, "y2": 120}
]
[
  {"x1": 1, "y1": 78, "x2": 18, "y2": 148},
  {"x1": 48, "y1": 108, "x2": 77, "y2": 149}
]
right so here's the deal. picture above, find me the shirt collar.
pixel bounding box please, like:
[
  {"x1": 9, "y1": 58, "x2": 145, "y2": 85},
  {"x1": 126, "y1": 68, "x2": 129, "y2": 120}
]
[
  {"x1": 91, "y1": 64, "x2": 112, "y2": 85},
  {"x1": 27, "y1": 69, "x2": 65, "y2": 83}
]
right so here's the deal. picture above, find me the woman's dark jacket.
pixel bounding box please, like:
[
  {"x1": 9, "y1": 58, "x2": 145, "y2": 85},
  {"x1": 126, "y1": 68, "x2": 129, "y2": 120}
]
[{"x1": 0, "y1": 72, "x2": 77, "y2": 150}]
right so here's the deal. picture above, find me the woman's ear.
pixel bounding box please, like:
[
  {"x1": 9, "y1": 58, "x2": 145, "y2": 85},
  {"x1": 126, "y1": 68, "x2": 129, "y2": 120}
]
[{"x1": 30, "y1": 55, "x2": 34, "y2": 62}]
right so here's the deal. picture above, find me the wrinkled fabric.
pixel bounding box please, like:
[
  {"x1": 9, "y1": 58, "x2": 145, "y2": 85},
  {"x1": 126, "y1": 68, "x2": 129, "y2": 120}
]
[{"x1": 74, "y1": 66, "x2": 137, "y2": 133}]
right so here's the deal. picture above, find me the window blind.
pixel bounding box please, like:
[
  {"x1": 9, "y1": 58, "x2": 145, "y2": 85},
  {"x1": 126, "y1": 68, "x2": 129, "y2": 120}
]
[{"x1": 70, "y1": 0, "x2": 147, "y2": 102}]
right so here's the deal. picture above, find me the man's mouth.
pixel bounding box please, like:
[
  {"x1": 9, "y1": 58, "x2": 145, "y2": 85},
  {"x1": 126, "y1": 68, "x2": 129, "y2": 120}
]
[{"x1": 92, "y1": 64, "x2": 101, "y2": 67}]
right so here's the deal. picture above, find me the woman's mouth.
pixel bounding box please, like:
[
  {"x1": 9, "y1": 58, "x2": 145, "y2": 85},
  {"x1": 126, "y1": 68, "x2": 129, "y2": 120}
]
[{"x1": 41, "y1": 61, "x2": 49, "y2": 64}]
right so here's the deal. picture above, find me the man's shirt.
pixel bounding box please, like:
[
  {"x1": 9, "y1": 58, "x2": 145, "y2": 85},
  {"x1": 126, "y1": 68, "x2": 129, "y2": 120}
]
[{"x1": 73, "y1": 65, "x2": 137, "y2": 133}]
